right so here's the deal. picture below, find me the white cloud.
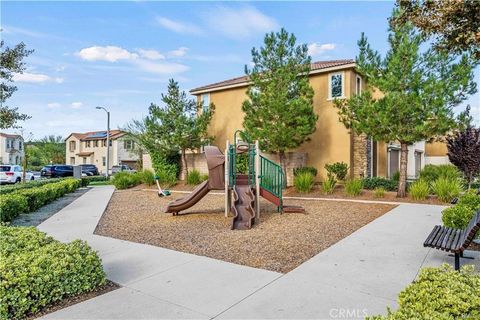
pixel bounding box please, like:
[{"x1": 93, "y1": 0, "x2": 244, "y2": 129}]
[
  {"x1": 205, "y1": 6, "x2": 278, "y2": 39},
  {"x1": 70, "y1": 102, "x2": 83, "y2": 109},
  {"x1": 47, "y1": 102, "x2": 61, "y2": 109},
  {"x1": 168, "y1": 47, "x2": 189, "y2": 57},
  {"x1": 77, "y1": 46, "x2": 138, "y2": 62},
  {"x1": 13, "y1": 72, "x2": 64, "y2": 84},
  {"x1": 137, "y1": 49, "x2": 165, "y2": 60},
  {"x1": 156, "y1": 17, "x2": 203, "y2": 35},
  {"x1": 307, "y1": 43, "x2": 336, "y2": 56}
]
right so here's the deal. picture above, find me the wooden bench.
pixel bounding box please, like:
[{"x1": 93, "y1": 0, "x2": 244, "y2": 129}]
[{"x1": 424, "y1": 211, "x2": 480, "y2": 270}]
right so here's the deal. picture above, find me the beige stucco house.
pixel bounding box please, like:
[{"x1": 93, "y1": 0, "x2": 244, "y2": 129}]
[
  {"x1": 65, "y1": 130, "x2": 139, "y2": 174},
  {"x1": 190, "y1": 59, "x2": 447, "y2": 181},
  {"x1": 0, "y1": 133, "x2": 24, "y2": 165}
]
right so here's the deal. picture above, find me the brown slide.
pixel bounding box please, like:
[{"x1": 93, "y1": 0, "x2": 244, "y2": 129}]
[
  {"x1": 165, "y1": 180, "x2": 210, "y2": 215},
  {"x1": 231, "y1": 185, "x2": 255, "y2": 230}
]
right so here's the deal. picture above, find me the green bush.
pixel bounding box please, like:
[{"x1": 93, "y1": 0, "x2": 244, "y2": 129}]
[
  {"x1": 111, "y1": 172, "x2": 142, "y2": 190},
  {"x1": 391, "y1": 171, "x2": 400, "y2": 182},
  {"x1": 186, "y1": 169, "x2": 202, "y2": 185},
  {"x1": 81, "y1": 175, "x2": 108, "y2": 187},
  {"x1": 294, "y1": 172, "x2": 315, "y2": 193},
  {"x1": 0, "y1": 178, "x2": 64, "y2": 195},
  {"x1": 322, "y1": 176, "x2": 336, "y2": 194},
  {"x1": 0, "y1": 226, "x2": 106, "y2": 319},
  {"x1": 0, "y1": 179, "x2": 81, "y2": 222},
  {"x1": 140, "y1": 169, "x2": 155, "y2": 186},
  {"x1": 419, "y1": 164, "x2": 461, "y2": 184},
  {"x1": 374, "y1": 187, "x2": 386, "y2": 198},
  {"x1": 236, "y1": 153, "x2": 250, "y2": 174},
  {"x1": 408, "y1": 179, "x2": 430, "y2": 200},
  {"x1": 325, "y1": 162, "x2": 348, "y2": 181},
  {"x1": 200, "y1": 174, "x2": 209, "y2": 182},
  {"x1": 442, "y1": 204, "x2": 475, "y2": 230},
  {"x1": 457, "y1": 191, "x2": 480, "y2": 209},
  {"x1": 362, "y1": 177, "x2": 397, "y2": 191},
  {"x1": 431, "y1": 177, "x2": 463, "y2": 202},
  {"x1": 293, "y1": 166, "x2": 318, "y2": 177},
  {"x1": 368, "y1": 264, "x2": 480, "y2": 320},
  {"x1": 345, "y1": 178, "x2": 363, "y2": 196}
]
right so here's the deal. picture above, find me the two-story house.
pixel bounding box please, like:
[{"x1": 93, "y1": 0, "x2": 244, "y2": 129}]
[
  {"x1": 0, "y1": 133, "x2": 24, "y2": 165},
  {"x1": 65, "y1": 130, "x2": 139, "y2": 174},
  {"x1": 190, "y1": 59, "x2": 447, "y2": 181}
]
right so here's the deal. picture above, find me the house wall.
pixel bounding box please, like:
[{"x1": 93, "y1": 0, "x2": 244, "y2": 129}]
[
  {"x1": 0, "y1": 135, "x2": 24, "y2": 164},
  {"x1": 199, "y1": 68, "x2": 357, "y2": 181}
]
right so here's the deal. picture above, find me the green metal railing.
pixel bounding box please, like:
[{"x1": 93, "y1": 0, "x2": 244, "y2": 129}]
[{"x1": 259, "y1": 155, "x2": 284, "y2": 202}]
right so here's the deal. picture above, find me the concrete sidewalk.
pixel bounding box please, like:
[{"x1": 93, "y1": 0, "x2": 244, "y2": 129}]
[{"x1": 38, "y1": 186, "x2": 480, "y2": 319}]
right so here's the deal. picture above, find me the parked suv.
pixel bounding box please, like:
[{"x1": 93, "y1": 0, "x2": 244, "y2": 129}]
[
  {"x1": 80, "y1": 164, "x2": 99, "y2": 176},
  {"x1": 0, "y1": 165, "x2": 35, "y2": 184},
  {"x1": 40, "y1": 165, "x2": 74, "y2": 178},
  {"x1": 111, "y1": 164, "x2": 136, "y2": 175}
]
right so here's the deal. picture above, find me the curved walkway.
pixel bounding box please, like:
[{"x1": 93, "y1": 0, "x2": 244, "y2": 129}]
[{"x1": 39, "y1": 186, "x2": 480, "y2": 319}]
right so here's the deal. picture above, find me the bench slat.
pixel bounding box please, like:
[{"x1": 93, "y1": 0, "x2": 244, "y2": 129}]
[
  {"x1": 435, "y1": 228, "x2": 448, "y2": 248},
  {"x1": 424, "y1": 226, "x2": 441, "y2": 247},
  {"x1": 440, "y1": 228, "x2": 453, "y2": 250}
]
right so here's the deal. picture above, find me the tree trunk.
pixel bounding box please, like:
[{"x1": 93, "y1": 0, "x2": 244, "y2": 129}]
[
  {"x1": 397, "y1": 142, "x2": 409, "y2": 198},
  {"x1": 279, "y1": 151, "x2": 287, "y2": 187},
  {"x1": 181, "y1": 149, "x2": 188, "y2": 180}
]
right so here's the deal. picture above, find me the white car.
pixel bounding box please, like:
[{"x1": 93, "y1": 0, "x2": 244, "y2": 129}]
[{"x1": 0, "y1": 165, "x2": 35, "y2": 184}]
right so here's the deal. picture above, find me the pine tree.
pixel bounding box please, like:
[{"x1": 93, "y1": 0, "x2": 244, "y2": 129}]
[
  {"x1": 334, "y1": 17, "x2": 476, "y2": 197},
  {"x1": 242, "y1": 28, "x2": 317, "y2": 184}
]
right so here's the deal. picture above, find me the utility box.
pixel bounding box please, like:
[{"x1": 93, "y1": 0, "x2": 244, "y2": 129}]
[{"x1": 73, "y1": 166, "x2": 82, "y2": 179}]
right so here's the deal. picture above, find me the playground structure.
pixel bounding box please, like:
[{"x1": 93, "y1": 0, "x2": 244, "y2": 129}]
[{"x1": 165, "y1": 130, "x2": 304, "y2": 230}]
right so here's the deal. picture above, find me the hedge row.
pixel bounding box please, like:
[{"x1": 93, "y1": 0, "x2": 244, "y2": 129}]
[
  {"x1": 0, "y1": 226, "x2": 106, "y2": 319},
  {"x1": 0, "y1": 178, "x2": 81, "y2": 222},
  {"x1": 81, "y1": 175, "x2": 109, "y2": 187},
  {"x1": 0, "y1": 178, "x2": 64, "y2": 195},
  {"x1": 369, "y1": 264, "x2": 480, "y2": 319}
]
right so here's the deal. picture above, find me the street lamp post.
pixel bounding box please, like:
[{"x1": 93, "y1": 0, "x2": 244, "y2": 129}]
[{"x1": 96, "y1": 106, "x2": 110, "y2": 177}]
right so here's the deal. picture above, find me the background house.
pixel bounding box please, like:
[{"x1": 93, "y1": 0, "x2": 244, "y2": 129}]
[
  {"x1": 0, "y1": 133, "x2": 24, "y2": 165},
  {"x1": 189, "y1": 59, "x2": 446, "y2": 181},
  {"x1": 65, "y1": 130, "x2": 139, "y2": 173}
]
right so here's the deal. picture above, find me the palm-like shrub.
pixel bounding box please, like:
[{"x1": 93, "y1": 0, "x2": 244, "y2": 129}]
[
  {"x1": 431, "y1": 177, "x2": 463, "y2": 202},
  {"x1": 322, "y1": 176, "x2": 336, "y2": 194},
  {"x1": 374, "y1": 187, "x2": 386, "y2": 198},
  {"x1": 409, "y1": 179, "x2": 430, "y2": 200},
  {"x1": 186, "y1": 169, "x2": 202, "y2": 185},
  {"x1": 294, "y1": 172, "x2": 315, "y2": 193},
  {"x1": 345, "y1": 178, "x2": 363, "y2": 196}
]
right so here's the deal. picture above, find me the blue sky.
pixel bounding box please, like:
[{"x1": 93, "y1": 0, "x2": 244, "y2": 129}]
[{"x1": 2, "y1": 1, "x2": 479, "y2": 139}]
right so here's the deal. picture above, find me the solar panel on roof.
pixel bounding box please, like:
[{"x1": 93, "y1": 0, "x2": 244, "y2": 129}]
[{"x1": 86, "y1": 131, "x2": 107, "y2": 139}]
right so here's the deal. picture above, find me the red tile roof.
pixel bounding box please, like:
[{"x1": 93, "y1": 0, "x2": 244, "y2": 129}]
[{"x1": 190, "y1": 59, "x2": 355, "y2": 94}]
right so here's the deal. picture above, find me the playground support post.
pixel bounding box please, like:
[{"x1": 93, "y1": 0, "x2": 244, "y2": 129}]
[
  {"x1": 255, "y1": 140, "x2": 260, "y2": 223},
  {"x1": 225, "y1": 140, "x2": 230, "y2": 218}
]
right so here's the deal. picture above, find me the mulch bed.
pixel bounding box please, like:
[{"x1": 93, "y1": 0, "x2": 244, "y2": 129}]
[
  {"x1": 25, "y1": 280, "x2": 120, "y2": 320},
  {"x1": 95, "y1": 189, "x2": 395, "y2": 273}
]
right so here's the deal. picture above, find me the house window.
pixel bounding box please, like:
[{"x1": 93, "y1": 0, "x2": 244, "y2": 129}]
[
  {"x1": 69, "y1": 141, "x2": 76, "y2": 151},
  {"x1": 83, "y1": 157, "x2": 87, "y2": 164},
  {"x1": 124, "y1": 140, "x2": 134, "y2": 150},
  {"x1": 70, "y1": 157, "x2": 75, "y2": 165},
  {"x1": 6, "y1": 139, "x2": 13, "y2": 149},
  {"x1": 102, "y1": 157, "x2": 106, "y2": 166},
  {"x1": 18, "y1": 141, "x2": 22, "y2": 150},
  {"x1": 201, "y1": 93, "x2": 210, "y2": 112},
  {"x1": 329, "y1": 72, "x2": 344, "y2": 99},
  {"x1": 86, "y1": 141, "x2": 91, "y2": 148},
  {"x1": 94, "y1": 140, "x2": 99, "y2": 147},
  {"x1": 356, "y1": 75, "x2": 362, "y2": 95}
]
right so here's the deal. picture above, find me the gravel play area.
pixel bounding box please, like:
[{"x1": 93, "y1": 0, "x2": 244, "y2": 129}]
[{"x1": 95, "y1": 188, "x2": 396, "y2": 273}]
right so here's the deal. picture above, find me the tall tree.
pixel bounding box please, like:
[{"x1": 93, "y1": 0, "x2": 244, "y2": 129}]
[
  {"x1": 129, "y1": 79, "x2": 214, "y2": 179},
  {"x1": 447, "y1": 126, "x2": 480, "y2": 189},
  {"x1": 0, "y1": 40, "x2": 33, "y2": 129},
  {"x1": 25, "y1": 135, "x2": 65, "y2": 168},
  {"x1": 242, "y1": 28, "x2": 317, "y2": 184},
  {"x1": 334, "y1": 18, "x2": 476, "y2": 197},
  {"x1": 392, "y1": 0, "x2": 480, "y2": 60}
]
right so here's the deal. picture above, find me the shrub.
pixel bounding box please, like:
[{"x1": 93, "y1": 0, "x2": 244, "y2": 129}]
[
  {"x1": 0, "y1": 194, "x2": 28, "y2": 222},
  {"x1": 81, "y1": 175, "x2": 108, "y2": 187},
  {"x1": 293, "y1": 166, "x2": 318, "y2": 177},
  {"x1": 201, "y1": 174, "x2": 209, "y2": 182},
  {"x1": 345, "y1": 178, "x2": 363, "y2": 196},
  {"x1": 322, "y1": 176, "x2": 336, "y2": 194},
  {"x1": 294, "y1": 172, "x2": 315, "y2": 193},
  {"x1": 325, "y1": 162, "x2": 348, "y2": 181},
  {"x1": 0, "y1": 226, "x2": 106, "y2": 319},
  {"x1": 408, "y1": 179, "x2": 430, "y2": 200},
  {"x1": 111, "y1": 172, "x2": 142, "y2": 190},
  {"x1": 362, "y1": 177, "x2": 397, "y2": 191},
  {"x1": 442, "y1": 204, "x2": 475, "y2": 230},
  {"x1": 391, "y1": 170, "x2": 400, "y2": 182},
  {"x1": 374, "y1": 187, "x2": 386, "y2": 198},
  {"x1": 236, "y1": 153, "x2": 250, "y2": 174},
  {"x1": 431, "y1": 177, "x2": 463, "y2": 202},
  {"x1": 140, "y1": 169, "x2": 155, "y2": 186},
  {"x1": 457, "y1": 191, "x2": 480, "y2": 210},
  {"x1": 0, "y1": 178, "x2": 64, "y2": 195},
  {"x1": 186, "y1": 169, "x2": 203, "y2": 185},
  {"x1": 368, "y1": 264, "x2": 480, "y2": 320},
  {"x1": 419, "y1": 164, "x2": 461, "y2": 184}
]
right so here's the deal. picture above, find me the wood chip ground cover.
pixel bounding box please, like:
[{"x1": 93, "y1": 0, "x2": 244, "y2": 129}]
[{"x1": 95, "y1": 189, "x2": 395, "y2": 273}]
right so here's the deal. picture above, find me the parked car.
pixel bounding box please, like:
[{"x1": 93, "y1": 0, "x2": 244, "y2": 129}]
[
  {"x1": 80, "y1": 164, "x2": 99, "y2": 176},
  {"x1": 111, "y1": 165, "x2": 136, "y2": 175},
  {"x1": 0, "y1": 165, "x2": 35, "y2": 184},
  {"x1": 40, "y1": 165, "x2": 74, "y2": 178}
]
